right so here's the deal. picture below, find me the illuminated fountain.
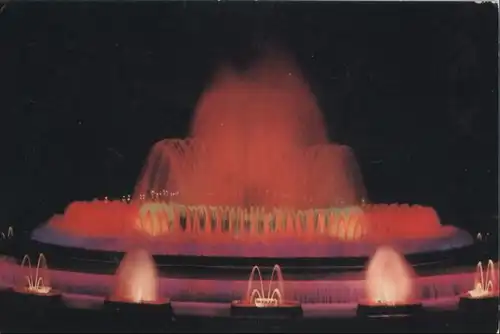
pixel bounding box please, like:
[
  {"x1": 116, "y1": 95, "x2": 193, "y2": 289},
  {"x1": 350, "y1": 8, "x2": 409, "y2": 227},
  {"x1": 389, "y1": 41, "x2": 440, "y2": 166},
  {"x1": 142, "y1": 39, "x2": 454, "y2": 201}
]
[
  {"x1": 104, "y1": 249, "x2": 173, "y2": 320},
  {"x1": 231, "y1": 265, "x2": 302, "y2": 318},
  {"x1": 11, "y1": 253, "x2": 61, "y2": 306},
  {"x1": 0, "y1": 226, "x2": 14, "y2": 255},
  {"x1": 357, "y1": 246, "x2": 422, "y2": 318},
  {"x1": 0, "y1": 48, "x2": 485, "y2": 326},
  {"x1": 1, "y1": 226, "x2": 14, "y2": 239},
  {"x1": 458, "y1": 260, "x2": 499, "y2": 314},
  {"x1": 32, "y1": 49, "x2": 474, "y2": 257}
]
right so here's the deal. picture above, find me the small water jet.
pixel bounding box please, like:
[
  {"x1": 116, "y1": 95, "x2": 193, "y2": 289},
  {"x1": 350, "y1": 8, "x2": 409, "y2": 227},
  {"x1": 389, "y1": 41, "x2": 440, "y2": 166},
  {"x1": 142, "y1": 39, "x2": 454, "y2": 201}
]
[
  {"x1": 458, "y1": 260, "x2": 498, "y2": 315},
  {"x1": 11, "y1": 253, "x2": 61, "y2": 307},
  {"x1": 0, "y1": 226, "x2": 13, "y2": 239},
  {"x1": 104, "y1": 249, "x2": 173, "y2": 327},
  {"x1": 231, "y1": 265, "x2": 302, "y2": 318},
  {"x1": 357, "y1": 246, "x2": 422, "y2": 318},
  {"x1": 0, "y1": 226, "x2": 14, "y2": 255}
]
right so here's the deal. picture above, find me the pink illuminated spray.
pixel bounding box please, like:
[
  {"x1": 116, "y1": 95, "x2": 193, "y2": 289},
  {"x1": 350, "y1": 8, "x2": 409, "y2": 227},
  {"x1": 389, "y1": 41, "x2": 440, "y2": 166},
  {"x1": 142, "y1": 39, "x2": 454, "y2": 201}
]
[
  {"x1": 111, "y1": 249, "x2": 159, "y2": 303},
  {"x1": 365, "y1": 246, "x2": 416, "y2": 305}
]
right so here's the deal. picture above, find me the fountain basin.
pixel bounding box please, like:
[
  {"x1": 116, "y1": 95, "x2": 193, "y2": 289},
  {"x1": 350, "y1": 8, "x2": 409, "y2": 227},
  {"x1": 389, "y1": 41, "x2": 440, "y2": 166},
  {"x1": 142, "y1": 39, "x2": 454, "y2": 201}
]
[
  {"x1": 356, "y1": 300, "x2": 423, "y2": 318},
  {"x1": 104, "y1": 297, "x2": 173, "y2": 317},
  {"x1": 231, "y1": 300, "x2": 302, "y2": 318},
  {"x1": 9, "y1": 286, "x2": 62, "y2": 308},
  {"x1": 458, "y1": 294, "x2": 499, "y2": 315},
  {"x1": 102, "y1": 297, "x2": 174, "y2": 332}
]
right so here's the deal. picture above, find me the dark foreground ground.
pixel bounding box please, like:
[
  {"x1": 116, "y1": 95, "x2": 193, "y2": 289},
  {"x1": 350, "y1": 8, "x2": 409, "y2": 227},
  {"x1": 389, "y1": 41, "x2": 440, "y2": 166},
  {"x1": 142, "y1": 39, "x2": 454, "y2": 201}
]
[{"x1": 0, "y1": 303, "x2": 497, "y2": 333}]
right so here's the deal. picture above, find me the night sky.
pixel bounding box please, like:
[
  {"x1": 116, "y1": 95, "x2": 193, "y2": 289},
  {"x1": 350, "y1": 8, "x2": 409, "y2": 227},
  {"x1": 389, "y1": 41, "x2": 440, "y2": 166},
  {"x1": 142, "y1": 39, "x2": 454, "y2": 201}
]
[{"x1": 0, "y1": 2, "x2": 497, "y2": 233}]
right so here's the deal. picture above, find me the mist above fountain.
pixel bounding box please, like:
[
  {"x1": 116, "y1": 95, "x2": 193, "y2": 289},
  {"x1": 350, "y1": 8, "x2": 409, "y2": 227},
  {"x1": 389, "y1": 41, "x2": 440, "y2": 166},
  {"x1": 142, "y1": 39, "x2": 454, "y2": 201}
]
[{"x1": 134, "y1": 50, "x2": 367, "y2": 209}]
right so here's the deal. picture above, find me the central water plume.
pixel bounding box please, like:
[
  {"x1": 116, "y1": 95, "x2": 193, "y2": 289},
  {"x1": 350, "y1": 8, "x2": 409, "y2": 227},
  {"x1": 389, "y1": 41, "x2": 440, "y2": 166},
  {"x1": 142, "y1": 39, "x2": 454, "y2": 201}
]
[{"x1": 134, "y1": 50, "x2": 367, "y2": 209}]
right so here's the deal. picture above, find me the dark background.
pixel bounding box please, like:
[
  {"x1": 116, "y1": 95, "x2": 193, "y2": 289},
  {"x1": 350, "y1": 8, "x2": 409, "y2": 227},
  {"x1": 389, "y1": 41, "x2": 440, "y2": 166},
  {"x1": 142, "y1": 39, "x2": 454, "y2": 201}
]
[{"x1": 0, "y1": 2, "x2": 497, "y2": 234}]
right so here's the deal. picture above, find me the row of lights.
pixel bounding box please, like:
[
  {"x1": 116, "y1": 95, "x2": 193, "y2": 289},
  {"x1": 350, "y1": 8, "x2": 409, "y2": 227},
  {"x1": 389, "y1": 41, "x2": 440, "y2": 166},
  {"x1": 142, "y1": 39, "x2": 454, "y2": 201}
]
[
  {"x1": 101, "y1": 190, "x2": 181, "y2": 203},
  {"x1": 98, "y1": 192, "x2": 367, "y2": 207}
]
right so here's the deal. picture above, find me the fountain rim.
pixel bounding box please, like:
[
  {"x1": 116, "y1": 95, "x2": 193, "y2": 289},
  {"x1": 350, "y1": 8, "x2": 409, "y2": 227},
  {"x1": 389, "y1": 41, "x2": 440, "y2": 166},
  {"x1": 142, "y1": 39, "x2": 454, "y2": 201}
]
[
  {"x1": 11, "y1": 286, "x2": 62, "y2": 297},
  {"x1": 29, "y1": 221, "x2": 474, "y2": 260}
]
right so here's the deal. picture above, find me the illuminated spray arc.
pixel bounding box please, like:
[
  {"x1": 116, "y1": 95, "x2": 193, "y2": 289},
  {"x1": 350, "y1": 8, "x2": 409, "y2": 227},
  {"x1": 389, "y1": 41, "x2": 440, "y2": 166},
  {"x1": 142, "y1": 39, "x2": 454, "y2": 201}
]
[
  {"x1": 111, "y1": 249, "x2": 160, "y2": 303},
  {"x1": 133, "y1": 52, "x2": 367, "y2": 209},
  {"x1": 245, "y1": 265, "x2": 285, "y2": 307},
  {"x1": 468, "y1": 260, "x2": 498, "y2": 298},
  {"x1": 19, "y1": 253, "x2": 52, "y2": 294}
]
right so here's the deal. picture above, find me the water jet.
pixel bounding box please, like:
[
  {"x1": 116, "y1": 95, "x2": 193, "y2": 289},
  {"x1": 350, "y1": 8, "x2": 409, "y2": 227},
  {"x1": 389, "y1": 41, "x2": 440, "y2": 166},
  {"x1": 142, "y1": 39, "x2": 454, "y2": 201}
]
[
  {"x1": 103, "y1": 249, "x2": 173, "y2": 329},
  {"x1": 231, "y1": 265, "x2": 302, "y2": 318},
  {"x1": 10, "y1": 253, "x2": 61, "y2": 312},
  {"x1": 357, "y1": 246, "x2": 422, "y2": 318},
  {"x1": 458, "y1": 260, "x2": 498, "y2": 314},
  {"x1": 0, "y1": 226, "x2": 13, "y2": 240},
  {"x1": 32, "y1": 50, "x2": 473, "y2": 258}
]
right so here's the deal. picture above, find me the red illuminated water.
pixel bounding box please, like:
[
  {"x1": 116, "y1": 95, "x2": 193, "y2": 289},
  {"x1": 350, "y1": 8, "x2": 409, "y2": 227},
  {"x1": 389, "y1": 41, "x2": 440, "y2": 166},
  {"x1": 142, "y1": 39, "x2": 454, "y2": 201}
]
[
  {"x1": 133, "y1": 51, "x2": 366, "y2": 209},
  {"x1": 41, "y1": 50, "x2": 473, "y2": 252}
]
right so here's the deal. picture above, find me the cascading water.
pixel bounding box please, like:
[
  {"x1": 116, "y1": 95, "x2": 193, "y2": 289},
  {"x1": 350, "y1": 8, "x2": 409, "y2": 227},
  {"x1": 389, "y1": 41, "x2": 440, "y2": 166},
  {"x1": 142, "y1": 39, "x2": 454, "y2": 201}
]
[{"x1": 33, "y1": 48, "x2": 473, "y2": 256}]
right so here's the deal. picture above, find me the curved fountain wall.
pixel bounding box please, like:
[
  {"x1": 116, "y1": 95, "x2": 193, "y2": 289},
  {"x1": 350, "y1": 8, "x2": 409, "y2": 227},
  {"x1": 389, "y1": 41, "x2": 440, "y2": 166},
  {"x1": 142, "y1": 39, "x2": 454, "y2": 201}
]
[
  {"x1": 32, "y1": 201, "x2": 473, "y2": 256},
  {"x1": 47, "y1": 201, "x2": 444, "y2": 240}
]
